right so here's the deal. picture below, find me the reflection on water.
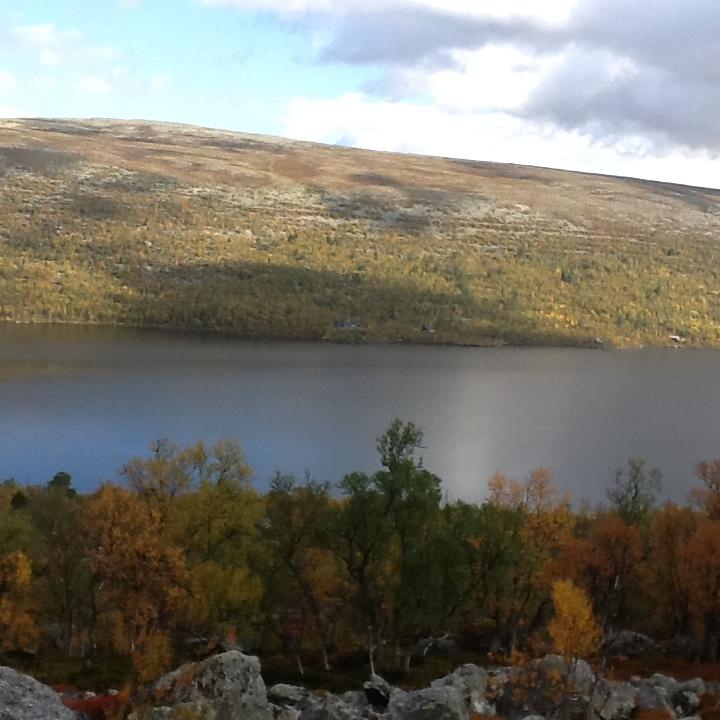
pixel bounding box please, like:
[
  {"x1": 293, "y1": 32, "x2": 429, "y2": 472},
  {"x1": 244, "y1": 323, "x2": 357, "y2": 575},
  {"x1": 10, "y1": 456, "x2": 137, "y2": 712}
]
[{"x1": 2, "y1": 323, "x2": 720, "y2": 503}]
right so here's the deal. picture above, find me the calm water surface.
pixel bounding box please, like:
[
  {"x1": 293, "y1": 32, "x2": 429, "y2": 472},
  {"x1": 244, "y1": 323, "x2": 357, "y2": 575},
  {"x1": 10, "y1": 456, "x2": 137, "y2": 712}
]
[{"x1": 2, "y1": 323, "x2": 720, "y2": 503}]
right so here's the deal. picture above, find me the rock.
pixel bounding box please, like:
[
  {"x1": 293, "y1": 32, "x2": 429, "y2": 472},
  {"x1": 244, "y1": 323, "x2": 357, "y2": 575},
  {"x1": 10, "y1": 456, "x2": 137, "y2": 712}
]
[
  {"x1": 634, "y1": 680, "x2": 676, "y2": 719},
  {"x1": 297, "y1": 695, "x2": 361, "y2": 720},
  {"x1": 534, "y1": 655, "x2": 595, "y2": 696},
  {"x1": 432, "y1": 663, "x2": 488, "y2": 696},
  {"x1": 551, "y1": 695, "x2": 588, "y2": 720},
  {"x1": 363, "y1": 673, "x2": 393, "y2": 710},
  {"x1": 338, "y1": 691, "x2": 368, "y2": 715},
  {"x1": 136, "y1": 650, "x2": 275, "y2": 720},
  {"x1": 387, "y1": 685, "x2": 469, "y2": 720},
  {"x1": 673, "y1": 691, "x2": 701, "y2": 717},
  {"x1": 0, "y1": 665, "x2": 75, "y2": 720},
  {"x1": 605, "y1": 631, "x2": 659, "y2": 658},
  {"x1": 677, "y1": 679, "x2": 705, "y2": 697},
  {"x1": 590, "y1": 680, "x2": 637, "y2": 720},
  {"x1": 471, "y1": 697, "x2": 496, "y2": 716},
  {"x1": 431, "y1": 664, "x2": 489, "y2": 715},
  {"x1": 648, "y1": 673, "x2": 679, "y2": 696},
  {"x1": 274, "y1": 708, "x2": 300, "y2": 720},
  {"x1": 268, "y1": 687, "x2": 366, "y2": 720},
  {"x1": 269, "y1": 684, "x2": 317, "y2": 711}
]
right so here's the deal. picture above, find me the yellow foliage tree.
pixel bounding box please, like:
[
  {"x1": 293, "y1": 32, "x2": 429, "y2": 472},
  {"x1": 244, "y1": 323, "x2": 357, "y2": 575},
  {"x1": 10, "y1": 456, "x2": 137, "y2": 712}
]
[
  {"x1": 549, "y1": 579, "x2": 602, "y2": 669},
  {"x1": 85, "y1": 485, "x2": 186, "y2": 668},
  {"x1": 0, "y1": 551, "x2": 38, "y2": 652}
]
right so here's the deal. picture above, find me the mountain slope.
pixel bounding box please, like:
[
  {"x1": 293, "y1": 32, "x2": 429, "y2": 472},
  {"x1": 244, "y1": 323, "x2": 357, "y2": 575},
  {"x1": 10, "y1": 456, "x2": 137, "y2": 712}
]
[{"x1": 1, "y1": 118, "x2": 719, "y2": 346}]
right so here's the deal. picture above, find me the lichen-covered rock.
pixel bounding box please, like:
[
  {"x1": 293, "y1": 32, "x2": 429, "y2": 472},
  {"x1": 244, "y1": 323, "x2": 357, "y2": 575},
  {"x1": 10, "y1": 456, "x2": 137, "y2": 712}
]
[
  {"x1": 136, "y1": 650, "x2": 275, "y2": 720},
  {"x1": 431, "y1": 663, "x2": 489, "y2": 716},
  {"x1": 0, "y1": 666, "x2": 75, "y2": 720},
  {"x1": 387, "y1": 685, "x2": 469, "y2": 720},
  {"x1": 269, "y1": 685, "x2": 366, "y2": 720},
  {"x1": 297, "y1": 694, "x2": 366, "y2": 720},
  {"x1": 634, "y1": 680, "x2": 676, "y2": 719},
  {"x1": 268, "y1": 684, "x2": 317, "y2": 711},
  {"x1": 590, "y1": 679, "x2": 637, "y2": 720}
]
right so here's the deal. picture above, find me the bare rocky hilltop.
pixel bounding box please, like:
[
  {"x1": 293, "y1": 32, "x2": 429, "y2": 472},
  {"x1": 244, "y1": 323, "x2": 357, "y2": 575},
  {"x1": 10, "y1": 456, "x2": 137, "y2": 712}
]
[{"x1": 1, "y1": 118, "x2": 719, "y2": 346}]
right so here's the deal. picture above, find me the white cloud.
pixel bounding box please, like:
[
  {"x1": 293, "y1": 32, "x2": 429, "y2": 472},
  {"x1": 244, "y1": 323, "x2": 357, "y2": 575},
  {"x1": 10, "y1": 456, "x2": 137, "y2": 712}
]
[
  {"x1": 13, "y1": 23, "x2": 81, "y2": 67},
  {"x1": 204, "y1": 0, "x2": 720, "y2": 179},
  {"x1": 76, "y1": 75, "x2": 113, "y2": 95},
  {"x1": 284, "y1": 92, "x2": 720, "y2": 188},
  {"x1": 12, "y1": 23, "x2": 120, "y2": 68},
  {"x1": 200, "y1": 0, "x2": 578, "y2": 23},
  {"x1": 416, "y1": 45, "x2": 549, "y2": 112}
]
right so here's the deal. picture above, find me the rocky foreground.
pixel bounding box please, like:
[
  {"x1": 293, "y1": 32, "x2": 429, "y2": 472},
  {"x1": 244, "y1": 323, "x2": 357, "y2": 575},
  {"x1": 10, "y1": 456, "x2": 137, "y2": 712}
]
[{"x1": 2, "y1": 651, "x2": 713, "y2": 720}]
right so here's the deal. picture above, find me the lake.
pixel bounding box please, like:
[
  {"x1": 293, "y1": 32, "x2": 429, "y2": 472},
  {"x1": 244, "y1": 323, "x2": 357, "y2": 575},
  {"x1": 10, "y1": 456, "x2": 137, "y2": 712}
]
[{"x1": 2, "y1": 323, "x2": 719, "y2": 504}]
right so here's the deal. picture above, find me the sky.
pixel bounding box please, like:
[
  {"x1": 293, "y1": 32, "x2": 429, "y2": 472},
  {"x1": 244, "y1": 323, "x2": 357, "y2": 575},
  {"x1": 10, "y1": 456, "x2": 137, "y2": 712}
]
[{"x1": 1, "y1": 0, "x2": 719, "y2": 188}]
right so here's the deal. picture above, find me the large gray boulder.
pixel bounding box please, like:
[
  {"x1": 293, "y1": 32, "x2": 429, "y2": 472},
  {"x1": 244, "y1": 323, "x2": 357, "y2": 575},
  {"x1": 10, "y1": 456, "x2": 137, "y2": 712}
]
[
  {"x1": 431, "y1": 664, "x2": 490, "y2": 715},
  {"x1": 631, "y1": 674, "x2": 704, "y2": 719},
  {"x1": 135, "y1": 650, "x2": 279, "y2": 720},
  {"x1": 297, "y1": 694, "x2": 366, "y2": 720},
  {"x1": 0, "y1": 665, "x2": 75, "y2": 720},
  {"x1": 268, "y1": 684, "x2": 317, "y2": 711},
  {"x1": 590, "y1": 680, "x2": 637, "y2": 720},
  {"x1": 604, "y1": 631, "x2": 659, "y2": 658},
  {"x1": 387, "y1": 685, "x2": 469, "y2": 720},
  {"x1": 269, "y1": 684, "x2": 367, "y2": 720}
]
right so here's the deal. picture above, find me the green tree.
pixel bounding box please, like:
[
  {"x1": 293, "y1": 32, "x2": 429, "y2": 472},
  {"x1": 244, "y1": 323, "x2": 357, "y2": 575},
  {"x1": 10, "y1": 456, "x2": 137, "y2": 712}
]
[
  {"x1": 261, "y1": 474, "x2": 344, "y2": 673},
  {"x1": 332, "y1": 420, "x2": 443, "y2": 673},
  {"x1": 606, "y1": 458, "x2": 662, "y2": 525}
]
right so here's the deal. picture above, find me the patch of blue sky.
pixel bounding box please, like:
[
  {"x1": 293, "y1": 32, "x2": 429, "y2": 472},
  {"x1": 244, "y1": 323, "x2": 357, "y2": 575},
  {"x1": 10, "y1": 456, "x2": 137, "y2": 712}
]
[{"x1": 0, "y1": 0, "x2": 376, "y2": 134}]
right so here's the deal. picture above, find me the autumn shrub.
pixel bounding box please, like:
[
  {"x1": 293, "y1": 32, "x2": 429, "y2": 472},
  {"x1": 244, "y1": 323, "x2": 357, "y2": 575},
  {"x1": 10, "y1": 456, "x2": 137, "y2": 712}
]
[{"x1": 61, "y1": 693, "x2": 128, "y2": 720}]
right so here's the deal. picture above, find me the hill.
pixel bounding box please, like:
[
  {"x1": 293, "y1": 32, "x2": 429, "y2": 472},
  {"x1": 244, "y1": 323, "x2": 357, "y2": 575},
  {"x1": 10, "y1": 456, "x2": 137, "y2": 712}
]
[{"x1": 1, "y1": 118, "x2": 719, "y2": 346}]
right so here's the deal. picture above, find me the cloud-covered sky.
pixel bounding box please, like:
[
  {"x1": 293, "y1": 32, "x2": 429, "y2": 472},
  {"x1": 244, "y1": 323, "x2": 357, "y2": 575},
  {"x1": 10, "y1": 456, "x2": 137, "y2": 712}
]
[{"x1": 1, "y1": 0, "x2": 718, "y2": 187}]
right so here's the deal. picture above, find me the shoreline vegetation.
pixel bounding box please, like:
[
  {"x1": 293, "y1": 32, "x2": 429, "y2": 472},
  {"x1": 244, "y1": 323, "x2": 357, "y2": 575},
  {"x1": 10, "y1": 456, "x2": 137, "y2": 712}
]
[
  {"x1": 3, "y1": 421, "x2": 720, "y2": 698},
  {"x1": 1, "y1": 119, "x2": 720, "y2": 348}
]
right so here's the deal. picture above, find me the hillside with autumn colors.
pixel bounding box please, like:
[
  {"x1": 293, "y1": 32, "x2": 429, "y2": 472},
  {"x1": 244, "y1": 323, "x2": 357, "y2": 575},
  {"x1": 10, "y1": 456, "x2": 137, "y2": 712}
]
[
  {"x1": 2, "y1": 119, "x2": 720, "y2": 346},
  {"x1": 3, "y1": 421, "x2": 720, "y2": 699}
]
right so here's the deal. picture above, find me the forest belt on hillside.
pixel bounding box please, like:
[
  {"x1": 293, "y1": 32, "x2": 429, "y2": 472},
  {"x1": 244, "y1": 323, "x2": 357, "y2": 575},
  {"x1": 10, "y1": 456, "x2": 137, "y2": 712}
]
[{"x1": 2, "y1": 119, "x2": 720, "y2": 347}]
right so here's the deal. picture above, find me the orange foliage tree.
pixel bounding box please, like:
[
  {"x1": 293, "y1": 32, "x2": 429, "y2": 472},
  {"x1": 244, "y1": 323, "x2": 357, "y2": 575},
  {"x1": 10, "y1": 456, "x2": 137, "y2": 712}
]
[
  {"x1": 649, "y1": 503, "x2": 697, "y2": 638},
  {"x1": 85, "y1": 485, "x2": 186, "y2": 679},
  {"x1": 677, "y1": 519, "x2": 720, "y2": 661}
]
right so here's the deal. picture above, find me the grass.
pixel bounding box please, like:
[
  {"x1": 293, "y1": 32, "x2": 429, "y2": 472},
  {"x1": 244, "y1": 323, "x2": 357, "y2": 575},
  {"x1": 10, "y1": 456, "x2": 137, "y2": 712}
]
[{"x1": 1, "y1": 118, "x2": 720, "y2": 347}]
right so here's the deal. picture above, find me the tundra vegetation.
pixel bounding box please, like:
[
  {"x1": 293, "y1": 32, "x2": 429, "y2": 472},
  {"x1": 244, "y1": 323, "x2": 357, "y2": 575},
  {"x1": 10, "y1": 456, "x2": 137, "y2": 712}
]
[
  {"x1": 2, "y1": 420, "x2": 720, "y2": 696},
  {"x1": 1, "y1": 119, "x2": 720, "y2": 347}
]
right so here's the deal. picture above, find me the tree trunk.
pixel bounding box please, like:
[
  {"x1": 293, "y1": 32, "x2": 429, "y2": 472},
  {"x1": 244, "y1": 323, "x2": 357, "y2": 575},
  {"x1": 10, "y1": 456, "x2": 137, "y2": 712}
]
[
  {"x1": 402, "y1": 650, "x2": 412, "y2": 675},
  {"x1": 368, "y1": 625, "x2": 376, "y2": 675},
  {"x1": 293, "y1": 650, "x2": 305, "y2": 677},
  {"x1": 701, "y1": 614, "x2": 718, "y2": 662}
]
